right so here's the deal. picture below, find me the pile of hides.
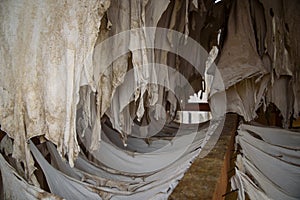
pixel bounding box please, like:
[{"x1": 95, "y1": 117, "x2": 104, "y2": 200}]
[
  {"x1": 0, "y1": 0, "x2": 224, "y2": 186},
  {"x1": 231, "y1": 124, "x2": 300, "y2": 200},
  {"x1": 0, "y1": 0, "x2": 300, "y2": 199},
  {"x1": 0, "y1": 118, "x2": 224, "y2": 199}
]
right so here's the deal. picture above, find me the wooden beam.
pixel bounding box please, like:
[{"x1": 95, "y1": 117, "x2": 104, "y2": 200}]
[{"x1": 183, "y1": 103, "x2": 211, "y2": 111}]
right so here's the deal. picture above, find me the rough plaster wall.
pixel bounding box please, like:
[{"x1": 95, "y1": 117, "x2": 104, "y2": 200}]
[{"x1": 0, "y1": 0, "x2": 110, "y2": 180}]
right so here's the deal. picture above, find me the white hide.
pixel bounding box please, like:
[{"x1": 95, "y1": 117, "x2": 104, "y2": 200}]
[{"x1": 0, "y1": 0, "x2": 110, "y2": 176}]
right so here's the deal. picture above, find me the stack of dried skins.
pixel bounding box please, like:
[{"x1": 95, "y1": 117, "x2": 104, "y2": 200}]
[{"x1": 232, "y1": 124, "x2": 300, "y2": 200}]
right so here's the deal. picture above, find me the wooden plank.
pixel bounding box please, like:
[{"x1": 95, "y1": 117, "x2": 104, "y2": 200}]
[
  {"x1": 169, "y1": 114, "x2": 238, "y2": 200},
  {"x1": 183, "y1": 103, "x2": 211, "y2": 111}
]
